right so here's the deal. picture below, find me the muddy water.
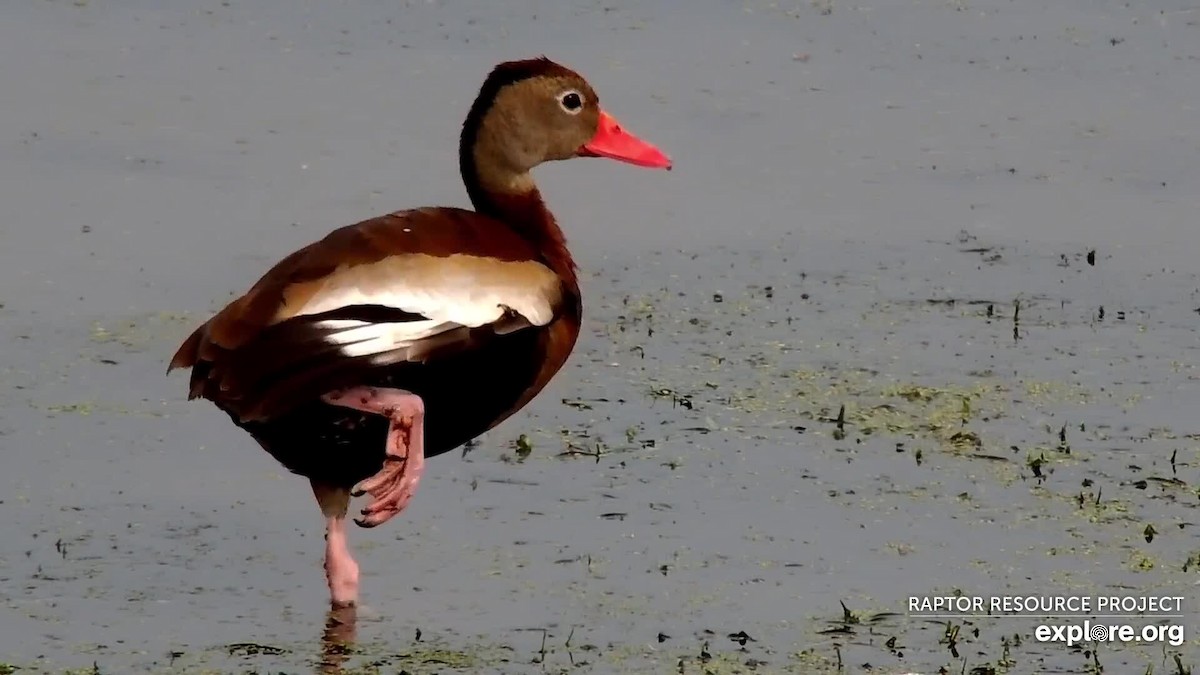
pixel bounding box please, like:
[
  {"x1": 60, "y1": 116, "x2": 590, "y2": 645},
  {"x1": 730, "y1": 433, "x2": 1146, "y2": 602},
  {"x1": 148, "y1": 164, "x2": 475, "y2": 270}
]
[{"x1": 2, "y1": 1, "x2": 1198, "y2": 674}]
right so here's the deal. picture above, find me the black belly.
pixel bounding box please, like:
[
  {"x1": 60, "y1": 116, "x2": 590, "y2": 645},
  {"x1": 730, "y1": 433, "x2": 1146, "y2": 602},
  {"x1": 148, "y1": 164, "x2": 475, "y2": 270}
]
[{"x1": 232, "y1": 327, "x2": 552, "y2": 488}]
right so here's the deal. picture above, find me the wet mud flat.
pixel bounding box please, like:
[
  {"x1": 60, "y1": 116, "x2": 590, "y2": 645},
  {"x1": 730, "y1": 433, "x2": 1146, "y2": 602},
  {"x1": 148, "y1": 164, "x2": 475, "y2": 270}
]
[{"x1": 1, "y1": 231, "x2": 1197, "y2": 674}]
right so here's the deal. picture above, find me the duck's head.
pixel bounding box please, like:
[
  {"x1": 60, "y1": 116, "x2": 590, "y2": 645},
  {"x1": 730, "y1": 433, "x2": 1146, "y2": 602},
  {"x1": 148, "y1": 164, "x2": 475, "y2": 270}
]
[{"x1": 461, "y1": 57, "x2": 671, "y2": 194}]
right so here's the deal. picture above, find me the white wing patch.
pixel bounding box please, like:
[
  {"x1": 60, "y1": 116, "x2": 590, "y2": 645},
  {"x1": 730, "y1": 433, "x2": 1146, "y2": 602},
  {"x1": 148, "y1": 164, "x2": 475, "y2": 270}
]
[
  {"x1": 278, "y1": 253, "x2": 562, "y2": 359},
  {"x1": 316, "y1": 319, "x2": 461, "y2": 358}
]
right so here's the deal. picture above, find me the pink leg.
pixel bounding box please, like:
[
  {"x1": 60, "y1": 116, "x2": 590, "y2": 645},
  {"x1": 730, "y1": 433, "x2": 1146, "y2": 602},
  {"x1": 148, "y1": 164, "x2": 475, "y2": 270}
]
[
  {"x1": 311, "y1": 481, "x2": 359, "y2": 607},
  {"x1": 321, "y1": 386, "x2": 426, "y2": 529}
]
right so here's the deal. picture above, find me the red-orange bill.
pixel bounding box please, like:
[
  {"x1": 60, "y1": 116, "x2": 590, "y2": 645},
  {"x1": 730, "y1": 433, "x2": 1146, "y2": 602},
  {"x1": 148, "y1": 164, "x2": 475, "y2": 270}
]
[{"x1": 580, "y1": 110, "x2": 672, "y2": 170}]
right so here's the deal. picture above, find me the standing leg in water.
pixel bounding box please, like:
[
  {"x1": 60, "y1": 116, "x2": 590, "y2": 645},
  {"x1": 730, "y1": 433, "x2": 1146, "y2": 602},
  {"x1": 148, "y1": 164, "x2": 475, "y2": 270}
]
[{"x1": 311, "y1": 480, "x2": 359, "y2": 607}]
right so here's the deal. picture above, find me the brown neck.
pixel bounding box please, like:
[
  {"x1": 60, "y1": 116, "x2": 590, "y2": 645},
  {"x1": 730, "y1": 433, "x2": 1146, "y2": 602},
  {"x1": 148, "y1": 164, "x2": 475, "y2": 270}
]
[{"x1": 459, "y1": 150, "x2": 578, "y2": 290}]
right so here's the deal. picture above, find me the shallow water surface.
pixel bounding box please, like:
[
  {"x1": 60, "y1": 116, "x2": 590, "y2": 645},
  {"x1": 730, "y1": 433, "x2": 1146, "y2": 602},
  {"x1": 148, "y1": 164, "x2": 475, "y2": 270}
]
[{"x1": 1, "y1": 1, "x2": 1198, "y2": 674}]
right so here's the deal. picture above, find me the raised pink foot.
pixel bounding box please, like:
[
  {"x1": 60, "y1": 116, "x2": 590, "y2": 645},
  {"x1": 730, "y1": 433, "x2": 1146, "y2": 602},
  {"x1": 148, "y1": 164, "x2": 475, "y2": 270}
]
[{"x1": 322, "y1": 387, "x2": 426, "y2": 528}]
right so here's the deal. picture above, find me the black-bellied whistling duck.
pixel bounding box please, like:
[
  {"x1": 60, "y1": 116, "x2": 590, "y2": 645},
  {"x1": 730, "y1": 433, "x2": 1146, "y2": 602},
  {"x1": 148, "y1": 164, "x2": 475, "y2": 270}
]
[{"x1": 168, "y1": 57, "x2": 671, "y2": 608}]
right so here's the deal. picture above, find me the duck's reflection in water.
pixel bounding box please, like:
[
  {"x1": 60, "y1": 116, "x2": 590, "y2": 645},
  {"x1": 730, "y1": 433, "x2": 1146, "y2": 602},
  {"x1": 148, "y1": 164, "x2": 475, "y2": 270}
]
[{"x1": 318, "y1": 605, "x2": 357, "y2": 675}]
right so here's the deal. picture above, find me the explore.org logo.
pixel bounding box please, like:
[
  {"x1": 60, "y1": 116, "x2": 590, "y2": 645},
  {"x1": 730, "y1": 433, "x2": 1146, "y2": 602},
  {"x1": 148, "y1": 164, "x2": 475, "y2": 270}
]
[{"x1": 1035, "y1": 621, "x2": 1185, "y2": 647}]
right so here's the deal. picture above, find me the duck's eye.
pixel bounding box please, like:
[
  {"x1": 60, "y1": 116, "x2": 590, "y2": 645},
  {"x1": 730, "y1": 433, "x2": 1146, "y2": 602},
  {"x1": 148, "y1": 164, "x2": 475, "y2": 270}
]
[{"x1": 558, "y1": 90, "x2": 584, "y2": 114}]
